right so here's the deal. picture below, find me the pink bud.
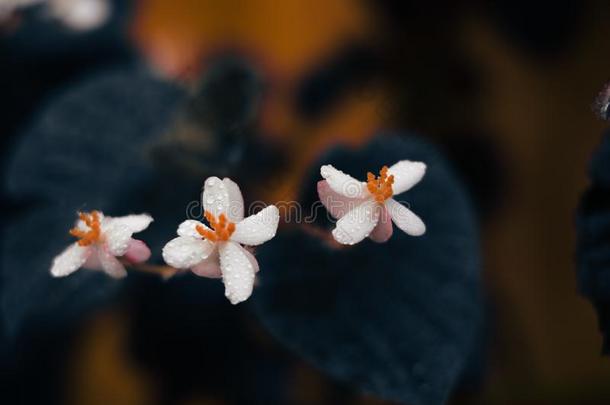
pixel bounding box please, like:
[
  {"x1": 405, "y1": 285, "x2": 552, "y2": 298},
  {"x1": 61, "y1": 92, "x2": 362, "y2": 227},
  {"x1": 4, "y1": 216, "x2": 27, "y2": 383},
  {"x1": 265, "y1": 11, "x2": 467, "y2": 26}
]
[{"x1": 124, "y1": 239, "x2": 151, "y2": 264}]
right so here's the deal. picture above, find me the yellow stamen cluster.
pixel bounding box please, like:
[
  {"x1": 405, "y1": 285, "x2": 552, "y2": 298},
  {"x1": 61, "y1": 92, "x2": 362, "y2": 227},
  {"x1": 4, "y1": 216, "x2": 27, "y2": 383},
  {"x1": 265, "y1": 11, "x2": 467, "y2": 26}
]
[
  {"x1": 69, "y1": 211, "x2": 102, "y2": 246},
  {"x1": 366, "y1": 166, "x2": 394, "y2": 203},
  {"x1": 197, "y1": 211, "x2": 236, "y2": 242}
]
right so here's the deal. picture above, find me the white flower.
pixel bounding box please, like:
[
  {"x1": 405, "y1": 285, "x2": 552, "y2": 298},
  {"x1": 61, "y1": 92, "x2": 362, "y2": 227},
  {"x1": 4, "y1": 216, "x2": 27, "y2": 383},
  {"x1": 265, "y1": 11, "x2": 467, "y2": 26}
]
[
  {"x1": 0, "y1": 0, "x2": 110, "y2": 31},
  {"x1": 48, "y1": 0, "x2": 110, "y2": 31},
  {"x1": 50, "y1": 211, "x2": 153, "y2": 278},
  {"x1": 162, "y1": 177, "x2": 280, "y2": 305},
  {"x1": 318, "y1": 161, "x2": 426, "y2": 245}
]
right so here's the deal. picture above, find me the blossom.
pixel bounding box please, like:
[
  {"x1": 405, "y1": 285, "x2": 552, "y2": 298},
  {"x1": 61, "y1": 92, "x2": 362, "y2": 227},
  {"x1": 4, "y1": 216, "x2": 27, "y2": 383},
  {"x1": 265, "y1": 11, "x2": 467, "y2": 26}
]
[
  {"x1": 318, "y1": 161, "x2": 426, "y2": 245},
  {"x1": 162, "y1": 177, "x2": 279, "y2": 304},
  {"x1": 1, "y1": 0, "x2": 110, "y2": 31},
  {"x1": 48, "y1": 0, "x2": 111, "y2": 31},
  {"x1": 50, "y1": 211, "x2": 153, "y2": 278}
]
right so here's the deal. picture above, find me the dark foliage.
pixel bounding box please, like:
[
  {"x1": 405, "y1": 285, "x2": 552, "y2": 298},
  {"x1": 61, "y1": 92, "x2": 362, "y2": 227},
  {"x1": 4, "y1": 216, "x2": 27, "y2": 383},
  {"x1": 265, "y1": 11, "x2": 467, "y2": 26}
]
[
  {"x1": 253, "y1": 135, "x2": 483, "y2": 405},
  {"x1": 577, "y1": 130, "x2": 610, "y2": 354}
]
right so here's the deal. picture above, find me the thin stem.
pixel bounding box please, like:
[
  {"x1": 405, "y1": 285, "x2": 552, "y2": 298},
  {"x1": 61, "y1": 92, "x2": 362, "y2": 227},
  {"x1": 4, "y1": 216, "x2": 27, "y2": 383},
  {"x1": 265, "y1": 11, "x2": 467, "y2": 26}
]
[{"x1": 119, "y1": 259, "x2": 179, "y2": 279}]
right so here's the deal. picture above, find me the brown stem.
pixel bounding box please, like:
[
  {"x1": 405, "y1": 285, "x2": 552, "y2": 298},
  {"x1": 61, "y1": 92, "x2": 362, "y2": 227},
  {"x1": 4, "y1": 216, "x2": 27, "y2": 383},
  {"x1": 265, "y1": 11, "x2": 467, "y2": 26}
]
[{"x1": 119, "y1": 259, "x2": 179, "y2": 279}]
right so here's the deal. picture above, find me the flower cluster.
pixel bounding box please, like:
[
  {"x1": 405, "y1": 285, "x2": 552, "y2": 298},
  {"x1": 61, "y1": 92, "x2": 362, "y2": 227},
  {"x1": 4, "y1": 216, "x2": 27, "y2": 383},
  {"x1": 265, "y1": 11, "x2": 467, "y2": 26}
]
[{"x1": 50, "y1": 162, "x2": 426, "y2": 304}]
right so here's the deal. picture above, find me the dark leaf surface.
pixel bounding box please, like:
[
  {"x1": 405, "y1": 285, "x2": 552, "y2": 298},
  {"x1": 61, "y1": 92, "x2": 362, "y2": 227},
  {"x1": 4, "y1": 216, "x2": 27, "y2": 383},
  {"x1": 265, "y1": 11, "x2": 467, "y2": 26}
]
[{"x1": 252, "y1": 135, "x2": 483, "y2": 405}]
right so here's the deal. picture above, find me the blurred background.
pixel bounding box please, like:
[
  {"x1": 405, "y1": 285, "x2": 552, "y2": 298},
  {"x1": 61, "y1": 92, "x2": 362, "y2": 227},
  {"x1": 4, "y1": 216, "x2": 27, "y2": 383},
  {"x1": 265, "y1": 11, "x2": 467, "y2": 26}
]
[{"x1": 2, "y1": 0, "x2": 610, "y2": 404}]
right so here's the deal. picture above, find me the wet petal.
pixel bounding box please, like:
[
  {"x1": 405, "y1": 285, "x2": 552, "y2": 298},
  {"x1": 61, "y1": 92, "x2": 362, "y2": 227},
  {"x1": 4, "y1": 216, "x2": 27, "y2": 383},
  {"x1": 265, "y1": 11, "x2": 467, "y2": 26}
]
[
  {"x1": 177, "y1": 219, "x2": 208, "y2": 238},
  {"x1": 317, "y1": 180, "x2": 366, "y2": 219},
  {"x1": 50, "y1": 243, "x2": 91, "y2": 277},
  {"x1": 162, "y1": 236, "x2": 215, "y2": 269},
  {"x1": 242, "y1": 247, "x2": 260, "y2": 273},
  {"x1": 202, "y1": 176, "x2": 230, "y2": 217},
  {"x1": 223, "y1": 178, "x2": 244, "y2": 222},
  {"x1": 385, "y1": 198, "x2": 426, "y2": 236},
  {"x1": 104, "y1": 221, "x2": 133, "y2": 256},
  {"x1": 191, "y1": 248, "x2": 222, "y2": 278},
  {"x1": 320, "y1": 164, "x2": 367, "y2": 199},
  {"x1": 369, "y1": 205, "x2": 393, "y2": 243},
  {"x1": 109, "y1": 214, "x2": 153, "y2": 233},
  {"x1": 231, "y1": 205, "x2": 279, "y2": 246},
  {"x1": 387, "y1": 160, "x2": 426, "y2": 195},
  {"x1": 219, "y1": 241, "x2": 256, "y2": 304},
  {"x1": 332, "y1": 199, "x2": 379, "y2": 245}
]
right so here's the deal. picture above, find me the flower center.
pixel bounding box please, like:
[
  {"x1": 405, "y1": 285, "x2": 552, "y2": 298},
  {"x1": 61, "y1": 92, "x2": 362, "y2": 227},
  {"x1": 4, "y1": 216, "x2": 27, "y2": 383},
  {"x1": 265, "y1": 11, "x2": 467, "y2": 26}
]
[
  {"x1": 196, "y1": 211, "x2": 236, "y2": 242},
  {"x1": 69, "y1": 211, "x2": 102, "y2": 246},
  {"x1": 366, "y1": 165, "x2": 394, "y2": 203}
]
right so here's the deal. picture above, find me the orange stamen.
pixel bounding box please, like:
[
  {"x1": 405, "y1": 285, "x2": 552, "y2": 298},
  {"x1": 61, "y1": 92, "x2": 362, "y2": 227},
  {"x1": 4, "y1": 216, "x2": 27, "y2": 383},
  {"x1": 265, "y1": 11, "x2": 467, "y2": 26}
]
[
  {"x1": 366, "y1": 165, "x2": 395, "y2": 203},
  {"x1": 197, "y1": 211, "x2": 236, "y2": 242},
  {"x1": 69, "y1": 211, "x2": 102, "y2": 246}
]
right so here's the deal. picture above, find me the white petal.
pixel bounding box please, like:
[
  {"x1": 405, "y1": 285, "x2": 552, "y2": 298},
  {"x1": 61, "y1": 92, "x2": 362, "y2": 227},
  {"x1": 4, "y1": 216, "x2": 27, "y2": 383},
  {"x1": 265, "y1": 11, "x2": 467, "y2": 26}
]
[
  {"x1": 50, "y1": 243, "x2": 91, "y2": 277},
  {"x1": 109, "y1": 214, "x2": 153, "y2": 233},
  {"x1": 242, "y1": 248, "x2": 260, "y2": 273},
  {"x1": 223, "y1": 178, "x2": 244, "y2": 222},
  {"x1": 103, "y1": 221, "x2": 133, "y2": 256},
  {"x1": 219, "y1": 241, "x2": 257, "y2": 304},
  {"x1": 177, "y1": 219, "x2": 208, "y2": 238},
  {"x1": 331, "y1": 199, "x2": 380, "y2": 245},
  {"x1": 320, "y1": 164, "x2": 367, "y2": 199},
  {"x1": 387, "y1": 160, "x2": 426, "y2": 195},
  {"x1": 230, "y1": 205, "x2": 279, "y2": 246},
  {"x1": 317, "y1": 180, "x2": 366, "y2": 219},
  {"x1": 202, "y1": 176, "x2": 230, "y2": 217},
  {"x1": 162, "y1": 236, "x2": 215, "y2": 269},
  {"x1": 191, "y1": 248, "x2": 222, "y2": 278},
  {"x1": 385, "y1": 198, "x2": 426, "y2": 236},
  {"x1": 97, "y1": 247, "x2": 127, "y2": 278}
]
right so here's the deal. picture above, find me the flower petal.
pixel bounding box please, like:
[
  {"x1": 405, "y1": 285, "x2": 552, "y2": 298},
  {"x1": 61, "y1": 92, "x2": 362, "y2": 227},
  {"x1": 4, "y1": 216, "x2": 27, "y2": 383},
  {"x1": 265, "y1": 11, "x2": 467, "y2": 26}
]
[
  {"x1": 242, "y1": 247, "x2": 260, "y2": 273},
  {"x1": 223, "y1": 178, "x2": 244, "y2": 222},
  {"x1": 369, "y1": 204, "x2": 393, "y2": 243},
  {"x1": 191, "y1": 248, "x2": 222, "y2": 278},
  {"x1": 317, "y1": 180, "x2": 366, "y2": 219},
  {"x1": 385, "y1": 198, "x2": 426, "y2": 236},
  {"x1": 387, "y1": 160, "x2": 426, "y2": 195},
  {"x1": 109, "y1": 214, "x2": 153, "y2": 233},
  {"x1": 332, "y1": 199, "x2": 380, "y2": 245},
  {"x1": 50, "y1": 243, "x2": 91, "y2": 277},
  {"x1": 103, "y1": 221, "x2": 133, "y2": 256},
  {"x1": 82, "y1": 251, "x2": 102, "y2": 270},
  {"x1": 123, "y1": 239, "x2": 151, "y2": 263},
  {"x1": 219, "y1": 241, "x2": 257, "y2": 304},
  {"x1": 162, "y1": 236, "x2": 215, "y2": 269},
  {"x1": 202, "y1": 176, "x2": 230, "y2": 217},
  {"x1": 231, "y1": 205, "x2": 279, "y2": 246},
  {"x1": 97, "y1": 247, "x2": 127, "y2": 278},
  {"x1": 320, "y1": 164, "x2": 367, "y2": 199},
  {"x1": 177, "y1": 219, "x2": 208, "y2": 238}
]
